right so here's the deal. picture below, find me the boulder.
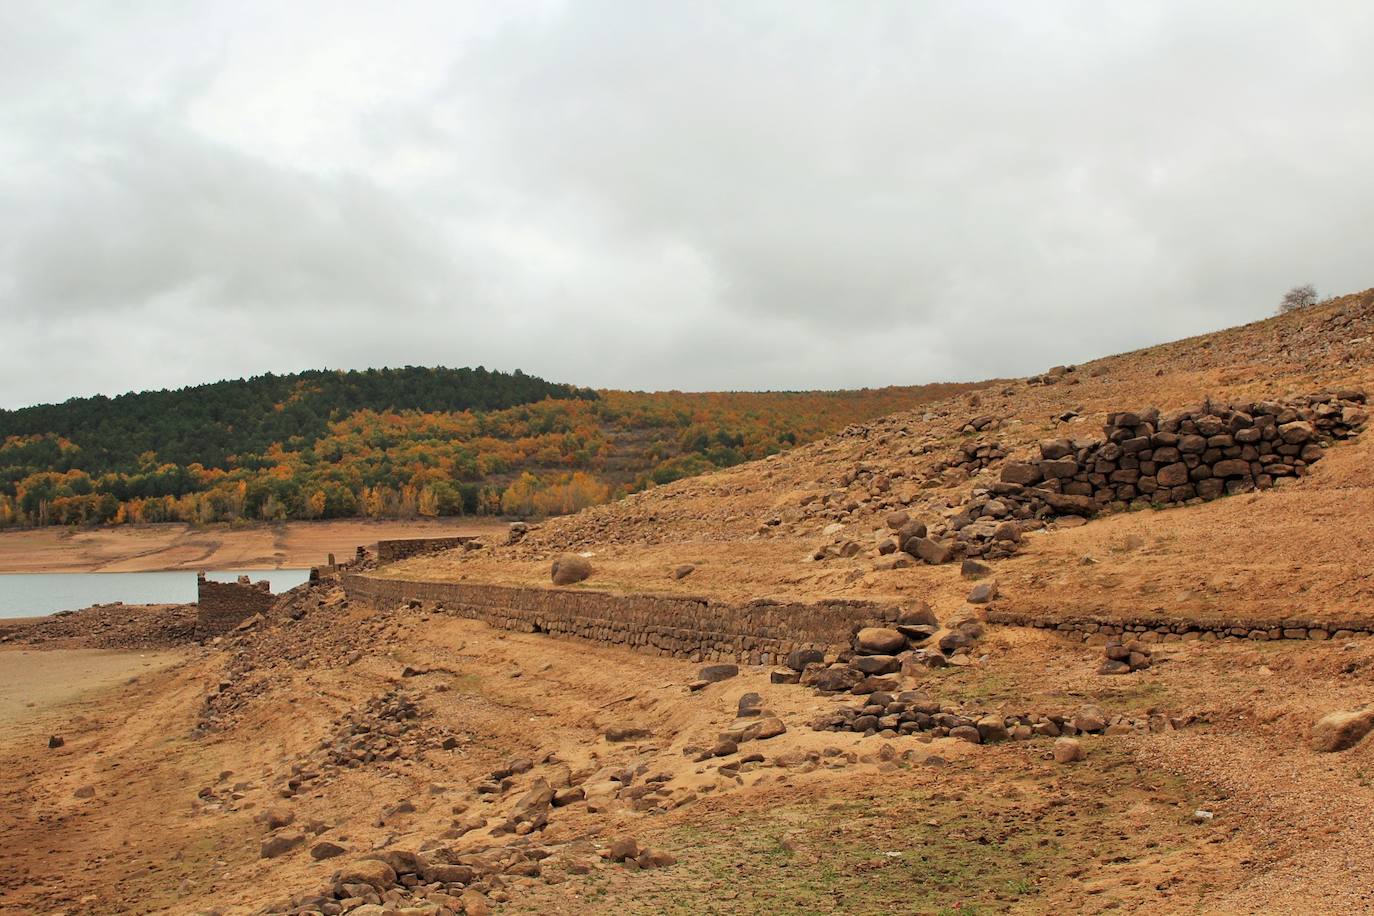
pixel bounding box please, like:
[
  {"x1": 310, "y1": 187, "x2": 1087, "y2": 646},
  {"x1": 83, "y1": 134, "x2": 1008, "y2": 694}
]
[
  {"x1": 803, "y1": 665, "x2": 863, "y2": 693},
  {"x1": 1039, "y1": 438, "x2": 1074, "y2": 460},
  {"x1": 638, "y1": 847, "x2": 677, "y2": 869},
  {"x1": 336, "y1": 859, "x2": 399, "y2": 889},
  {"x1": 850, "y1": 655, "x2": 900, "y2": 675},
  {"x1": 897, "y1": 601, "x2": 939, "y2": 628},
  {"x1": 855, "y1": 627, "x2": 907, "y2": 655},
  {"x1": 1311, "y1": 709, "x2": 1374, "y2": 752},
  {"x1": 672, "y1": 564, "x2": 696, "y2": 579},
  {"x1": 605, "y1": 836, "x2": 642, "y2": 862},
  {"x1": 699, "y1": 664, "x2": 739, "y2": 683},
  {"x1": 966, "y1": 582, "x2": 998, "y2": 604},
  {"x1": 260, "y1": 831, "x2": 305, "y2": 858},
  {"x1": 1053, "y1": 738, "x2": 1085, "y2": 763},
  {"x1": 961, "y1": 558, "x2": 992, "y2": 580},
  {"x1": 1072, "y1": 705, "x2": 1107, "y2": 733},
  {"x1": 787, "y1": 648, "x2": 826, "y2": 671},
  {"x1": 551, "y1": 554, "x2": 592, "y2": 585},
  {"x1": 1001, "y1": 462, "x2": 1043, "y2": 485},
  {"x1": 911, "y1": 537, "x2": 954, "y2": 564}
]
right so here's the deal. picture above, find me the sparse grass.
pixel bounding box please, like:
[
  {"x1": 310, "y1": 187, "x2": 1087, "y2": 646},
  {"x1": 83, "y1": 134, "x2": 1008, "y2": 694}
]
[{"x1": 571, "y1": 746, "x2": 1203, "y2": 916}]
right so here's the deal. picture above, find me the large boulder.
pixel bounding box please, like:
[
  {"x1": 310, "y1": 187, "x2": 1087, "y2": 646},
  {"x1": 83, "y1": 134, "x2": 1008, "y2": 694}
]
[
  {"x1": 855, "y1": 627, "x2": 907, "y2": 655},
  {"x1": 897, "y1": 601, "x2": 939, "y2": 628},
  {"x1": 911, "y1": 537, "x2": 954, "y2": 564},
  {"x1": 1311, "y1": 709, "x2": 1374, "y2": 752},
  {"x1": 551, "y1": 554, "x2": 593, "y2": 585},
  {"x1": 1001, "y1": 462, "x2": 1043, "y2": 485}
]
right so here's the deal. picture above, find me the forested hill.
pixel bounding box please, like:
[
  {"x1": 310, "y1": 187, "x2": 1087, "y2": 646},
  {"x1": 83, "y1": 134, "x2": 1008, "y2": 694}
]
[
  {"x1": 0, "y1": 367, "x2": 594, "y2": 473},
  {"x1": 0, "y1": 367, "x2": 984, "y2": 528}
]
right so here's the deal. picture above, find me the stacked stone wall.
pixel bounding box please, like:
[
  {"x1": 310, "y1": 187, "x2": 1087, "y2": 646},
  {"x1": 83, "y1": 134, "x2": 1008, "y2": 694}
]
[
  {"x1": 376, "y1": 537, "x2": 476, "y2": 563},
  {"x1": 341, "y1": 575, "x2": 897, "y2": 664},
  {"x1": 196, "y1": 574, "x2": 275, "y2": 636},
  {"x1": 987, "y1": 608, "x2": 1374, "y2": 642},
  {"x1": 950, "y1": 390, "x2": 1366, "y2": 560}
]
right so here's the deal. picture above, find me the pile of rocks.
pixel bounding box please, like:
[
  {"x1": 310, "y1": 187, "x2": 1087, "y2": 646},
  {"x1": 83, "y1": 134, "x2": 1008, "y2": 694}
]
[
  {"x1": 1098, "y1": 638, "x2": 1153, "y2": 675},
  {"x1": 1002, "y1": 391, "x2": 1366, "y2": 512},
  {"x1": 811, "y1": 694, "x2": 1190, "y2": 742},
  {"x1": 0, "y1": 602, "x2": 197, "y2": 649},
  {"x1": 958, "y1": 414, "x2": 1006, "y2": 434},
  {"x1": 928, "y1": 440, "x2": 1007, "y2": 484},
  {"x1": 319, "y1": 690, "x2": 430, "y2": 770},
  {"x1": 778, "y1": 602, "x2": 991, "y2": 693},
  {"x1": 938, "y1": 390, "x2": 1367, "y2": 563}
]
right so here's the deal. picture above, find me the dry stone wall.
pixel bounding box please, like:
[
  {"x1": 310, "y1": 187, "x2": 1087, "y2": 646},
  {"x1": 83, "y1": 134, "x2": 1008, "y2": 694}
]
[
  {"x1": 376, "y1": 537, "x2": 476, "y2": 563},
  {"x1": 341, "y1": 575, "x2": 897, "y2": 664},
  {"x1": 196, "y1": 574, "x2": 275, "y2": 636},
  {"x1": 950, "y1": 390, "x2": 1366, "y2": 560},
  {"x1": 987, "y1": 608, "x2": 1374, "y2": 642}
]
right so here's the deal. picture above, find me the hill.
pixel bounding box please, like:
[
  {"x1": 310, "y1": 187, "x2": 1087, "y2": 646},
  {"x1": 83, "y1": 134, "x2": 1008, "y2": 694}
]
[
  {"x1": 0, "y1": 368, "x2": 984, "y2": 528},
  {"x1": 6, "y1": 288, "x2": 1374, "y2": 915}
]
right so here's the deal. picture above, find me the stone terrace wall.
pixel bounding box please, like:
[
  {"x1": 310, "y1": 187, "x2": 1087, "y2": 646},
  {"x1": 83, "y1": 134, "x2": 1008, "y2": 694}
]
[
  {"x1": 987, "y1": 608, "x2": 1374, "y2": 643},
  {"x1": 342, "y1": 575, "x2": 897, "y2": 664},
  {"x1": 376, "y1": 537, "x2": 476, "y2": 563},
  {"x1": 196, "y1": 574, "x2": 275, "y2": 636},
  {"x1": 951, "y1": 390, "x2": 1366, "y2": 560}
]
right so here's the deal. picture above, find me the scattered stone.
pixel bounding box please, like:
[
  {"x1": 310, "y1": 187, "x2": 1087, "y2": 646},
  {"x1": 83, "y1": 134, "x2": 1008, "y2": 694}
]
[
  {"x1": 1053, "y1": 738, "x2": 1085, "y2": 763},
  {"x1": 260, "y1": 831, "x2": 305, "y2": 859},
  {"x1": 310, "y1": 841, "x2": 347, "y2": 860},
  {"x1": 1311, "y1": 709, "x2": 1374, "y2": 752},
  {"x1": 605, "y1": 836, "x2": 642, "y2": 862},
  {"x1": 856, "y1": 627, "x2": 906, "y2": 655},
  {"x1": 604, "y1": 726, "x2": 652, "y2": 742},
  {"x1": 698, "y1": 664, "x2": 740, "y2": 683},
  {"x1": 335, "y1": 859, "x2": 398, "y2": 890},
  {"x1": 966, "y1": 582, "x2": 998, "y2": 604},
  {"x1": 960, "y1": 558, "x2": 992, "y2": 580},
  {"x1": 787, "y1": 648, "x2": 826, "y2": 671}
]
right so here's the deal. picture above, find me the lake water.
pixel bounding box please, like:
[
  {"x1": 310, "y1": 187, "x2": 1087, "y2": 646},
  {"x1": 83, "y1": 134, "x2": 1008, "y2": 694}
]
[{"x1": 0, "y1": 569, "x2": 312, "y2": 619}]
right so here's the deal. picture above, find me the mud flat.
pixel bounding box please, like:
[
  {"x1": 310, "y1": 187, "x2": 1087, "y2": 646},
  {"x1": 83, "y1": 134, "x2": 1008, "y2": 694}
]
[
  {"x1": 0, "y1": 646, "x2": 185, "y2": 735},
  {"x1": 0, "y1": 518, "x2": 508, "y2": 574}
]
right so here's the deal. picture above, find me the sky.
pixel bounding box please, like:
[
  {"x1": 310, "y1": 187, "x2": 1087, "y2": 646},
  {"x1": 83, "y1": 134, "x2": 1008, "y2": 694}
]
[{"x1": 2, "y1": 1, "x2": 1372, "y2": 409}]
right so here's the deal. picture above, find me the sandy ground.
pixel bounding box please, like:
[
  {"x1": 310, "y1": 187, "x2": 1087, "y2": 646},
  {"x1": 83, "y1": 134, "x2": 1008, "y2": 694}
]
[
  {"x1": 0, "y1": 518, "x2": 508, "y2": 574},
  {"x1": 0, "y1": 647, "x2": 186, "y2": 736},
  {"x1": 5, "y1": 599, "x2": 1373, "y2": 915}
]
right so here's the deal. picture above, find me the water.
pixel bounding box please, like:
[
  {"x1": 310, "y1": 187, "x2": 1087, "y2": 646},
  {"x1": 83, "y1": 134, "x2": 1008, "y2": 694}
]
[{"x1": 0, "y1": 569, "x2": 312, "y2": 619}]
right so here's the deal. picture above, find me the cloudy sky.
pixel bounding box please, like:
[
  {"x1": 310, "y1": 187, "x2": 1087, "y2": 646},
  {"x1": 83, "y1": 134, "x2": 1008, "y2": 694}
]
[{"x1": 2, "y1": 1, "x2": 1372, "y2": 408}]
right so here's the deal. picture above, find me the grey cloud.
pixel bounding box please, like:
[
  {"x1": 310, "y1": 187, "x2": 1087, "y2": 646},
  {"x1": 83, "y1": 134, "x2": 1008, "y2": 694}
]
[{"x1": 1, "y1": 0, "x2": 1373, "y2": 408}]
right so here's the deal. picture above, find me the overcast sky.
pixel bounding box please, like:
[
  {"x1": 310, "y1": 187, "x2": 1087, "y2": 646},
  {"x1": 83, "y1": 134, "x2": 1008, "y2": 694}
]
[{"x1": 2, "y1": 2, "x2": 1372, "y2": 409}]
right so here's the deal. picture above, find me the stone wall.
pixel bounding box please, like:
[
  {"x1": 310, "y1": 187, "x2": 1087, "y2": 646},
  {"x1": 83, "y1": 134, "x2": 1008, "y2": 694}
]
[
  {"x1": 1004, "y1": 391, "x2": 1366, "y2": 511},
  {"x1": 951, "y1": 390, "x2": 1367, "y2": 560},
  {"x1": 375, "y1": 537, "x2": 476, "y2": 563},
  {"x1": 196, "y1": 573, "x2": 275, "y2": 636},
  {"x1": 986, "y1": 607, "x2": 1374, "y2": 642},
  {"x1": 341, "y1": 575, "x2": 898, "y2": 664}
]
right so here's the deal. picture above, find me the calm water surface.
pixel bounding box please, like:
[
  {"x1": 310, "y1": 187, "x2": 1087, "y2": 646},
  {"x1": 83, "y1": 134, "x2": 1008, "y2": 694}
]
[{"x1": 0, "y1": 569, "x2": 311, "y2": 619}]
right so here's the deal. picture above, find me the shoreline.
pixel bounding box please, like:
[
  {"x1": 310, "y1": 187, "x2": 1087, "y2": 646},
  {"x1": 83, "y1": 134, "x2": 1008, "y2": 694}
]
[{"x1": 0, "y1": 517, "x2": 507, "y2": 575}]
